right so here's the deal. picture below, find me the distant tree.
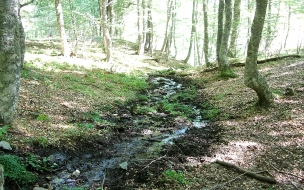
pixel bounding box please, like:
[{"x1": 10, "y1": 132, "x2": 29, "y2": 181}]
[
  {"x1": 0, "y1": 0, "x2": 24, "y2": 124},
  {"x1": 244, "y1": 0, "x2": 273, "y2": 106},
  {"x1": 228, "y1": 0, "x2": 241, "y2": 58},
  {"x1": 99, "y1": 0, "x2": 113, "y2": 62},
  {"x1": 137, "y1": 0, "x2": 146, "y2": 56},
  {"x1": 161, "y1": 0, "x2": 176, "y2": 60},
  {"x1": 144, "y1": 0, "x2": 154, "y2": 55},
  {"x1": 217, "y1": 0, "x2": 236, "y2": 77},
  {"x1": 55, "y1": 0, "x2": 70, "y2": 57},
  {"x1": 184, "y1": 0, "x2": 198, "y2": 64},
  {"x1": 203, "y1": 0, "x2": 210, "y2": 67}
]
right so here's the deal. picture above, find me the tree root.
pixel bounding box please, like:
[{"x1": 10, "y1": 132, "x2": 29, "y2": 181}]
[{"x1": 215, "y1": 160, "x2": 277, "y2": 184}]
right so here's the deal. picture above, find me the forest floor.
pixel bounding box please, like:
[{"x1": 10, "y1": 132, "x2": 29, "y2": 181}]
[{"x1": 2, "y1": 40, "x2": 304, "y2": 189}]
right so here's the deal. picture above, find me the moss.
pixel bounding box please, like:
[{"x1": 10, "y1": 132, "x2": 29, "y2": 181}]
[{"x1": 0, "y1": 155, "x2": 37, "y2": 186}]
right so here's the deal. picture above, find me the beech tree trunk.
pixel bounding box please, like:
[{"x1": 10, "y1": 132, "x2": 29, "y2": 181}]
[
  {"x1": 228, "y1": 0, "x2": 241, "y2": 58},
  {"x1": 99, "y1": 0, "x2": 113, "y2": 63},
  {"x1": 137, "y1": 0, "x2": 145, "y2": 56},
  {"x1": 244, "y1": 0, "x2": 273, "y2": 106},
  {"x1": 203, "y1": 0, "x2": 209, "y2": 66},
  {"x1": 55, "y1": 0, "x2": 70, "y2": 57},
  {"x1": 184, "y1": 0, "x2": 198, "y2": 64},
  {"x1": 0, "y1": 0, "x2": 24, "y2": 124},
  {"x1": 216, "y1": 0, "x2": 224, "y2": 62},
  {"x1": 218, "y1": 0, "x2": 233, "y2": 75}
]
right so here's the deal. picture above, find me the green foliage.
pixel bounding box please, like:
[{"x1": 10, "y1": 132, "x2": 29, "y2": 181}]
[
  {"x1": 0, "y1": 125, "x2": 9, "y2": 139},
  {"x1": 76, "y1": 123, "x2": 95, "y2": 130},
  {"x1": 201, "y1": 103, "x2": 219, "y2": 120},
  {"x1": 162, "y1": 170, "x2": 188, "y2": 185},
  {"x1": 272, "y1": 89, "x2": 284, "y2": 98},
  {"x1": 0, "y1": 155, "x2": 37, "y2": 186},
  {"x1": 36, "y1": 114, "x2": 50, "y2": 122},
  {"x1": 25, "y1": 153, "x2": 58, "y2": 173},
  {"x1": 158, "y1": 100, "x2": 193, "y2": 118}
]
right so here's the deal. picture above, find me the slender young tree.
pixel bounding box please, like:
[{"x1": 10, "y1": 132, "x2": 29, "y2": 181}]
[
  {"x1": 203, "y1": 0, "x2": 210, "y2": 66},
  {"x1": 145, "y1": 0, "x2": 154, "y2": 55},
  {"x1": 137, "y1": 0, "x2": 146, "y2": 56},
  {"x1": 161, "y1": 0, "x2": 175, "y2": 60},
  {"x1": 244, "y1": 0, "x2": 273, "y2": 106},
  {"x1": 99, "y1": 0, "x2": 113, "y2": 62},
  {"x1": 228, "y1": 0, "x2": 241, "y2": 57},
  {"x1": 216, "y1": 0, "x2": 224, "y2": 62},
  {"x1": 55, "y1": 0, "x2": 70, "y2": 57},
  {"x1": 184, "y1": 0, "x2": 198, "y2": 63},
  {"x1": 0, "y1": 0, "x2": 24, "y2": 124}
]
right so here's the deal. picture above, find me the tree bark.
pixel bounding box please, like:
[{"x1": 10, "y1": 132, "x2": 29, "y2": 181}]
[
  {"x1": 55, "y1": 0, "x2": 70, "y2": 57},
  {"x1": 244, "y1": 0, "x2": 273, "y2": 106},
  {"x1": 137, "y1": 0, "x2": 145, "y2": 56},
  {"x1": 0, "y1": 0, "x2": 24, "y2": 124},
  {"x1": 203, "y1": 0, "x2": 210, "y2": 67},
  {"x1": 216, "y1": 0, "x2": 224, "y2": 62},
  {"x1": 161, "y1": 0, "x2": 173, "y2": 56},
  {"x1": 99, "y1": 0, "x2": 113, "y2": 63},
  {"x1": 145, "y1": 0, "x2": 154, "y2": 55},
  {"x1": 218, "y1": 0, "x2": 233, "y2": 75},
  {"x1": 228, "y1": 0, "x2": 241, "y2": 58},
  {"x1": 184, "y1": 0, "x2": 197, "y2": 64}
]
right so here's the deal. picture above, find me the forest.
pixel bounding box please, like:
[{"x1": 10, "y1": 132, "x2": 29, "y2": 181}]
[{"x1": 0, "y1": 0, "x2": 303, "y2": 189}]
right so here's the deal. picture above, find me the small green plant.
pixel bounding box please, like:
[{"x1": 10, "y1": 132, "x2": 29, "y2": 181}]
[
  {"x1": 162, "y1": 169, "x2": 188, "y2": 185},
  {"x1": 85, "y1": 111, "x2": 101, "y2": 122},
  {"x1": 76, "y1": 123, "x2": 94, "y2": 130},
  {"x1": 0, "y1": 155, "x2": 37, "y2": 186},
  {"x1": 25, "y1": 153, "x2": 58, "y2": 173},
  {"x1": 36, "y1": 114, "x2": 50, "y2": 122},
  {"x1": 0, "y1": 125, "x2": 9, "y2": 139},
  {"x1": 202, "y1": 108, "x2": 219, "y2": 120}
]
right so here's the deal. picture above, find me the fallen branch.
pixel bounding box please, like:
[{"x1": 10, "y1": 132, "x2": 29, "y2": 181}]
[
  {"x1": 215, "y1": 160, "x2": 276, "y2": 184},
  {"x1": 204, "y1": 54, "x2": 302, "y2": 72},
  {"x1": 141, "y1": 155, "x2": 166, "y2": 171}
]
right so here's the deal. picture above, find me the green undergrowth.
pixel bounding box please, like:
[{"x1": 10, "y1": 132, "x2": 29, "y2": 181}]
[{"x1": 0, "y1": 155, "x2": 37, "y2": 186}]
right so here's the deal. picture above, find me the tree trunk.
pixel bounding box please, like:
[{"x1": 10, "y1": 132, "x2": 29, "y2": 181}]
[
  {"x1": 244, "y1": 0, "x2": 273, "y2": 106},
  {"x1": 203, "y1": 0, "x2": 210, "y2": 67},
  {"x1": 0, "y1": 0, "x2": 24, "y2": 124},
  {"x1": 218, "y1": 0, "x2": 234, "y2": 76},
  {"x1": 161, "y1": 0, "x2": 173, "y2": 56},
  {"x1": 107, "y1": 0, "x2": 115, "y2": 37},
  {"x1": 228, "y1": 0, "x2": 241, "y2": 58},
  {"x1": 184, "y1": 0, "x2": 197, "y2": 64},
  {"x1": 55, "y1": 0, "x2": 70, "y2": 57},
  {"x1": 145, "y1": 0, "x2": 154, "y2": 55},
  {"x1": 216, "y1": 0, "x2": 224, "y2": 62},
  {"x1": 137, "y1": 0, "x2": 145, "y2": 56},
  {"x1": 68, "y1": 0, "x2": 78, "y2": 55},
  {"x1": 99, "y1": 0, "x2": 113, "y2": 62}
]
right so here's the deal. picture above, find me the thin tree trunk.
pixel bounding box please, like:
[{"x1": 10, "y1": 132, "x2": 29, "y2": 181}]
[
  {"x1": 228, "y1": 0, "x2": 241, "y2": 58},
  {"x1": 283, "y1": 5, "x2": 291, "y2": 49},
  {"x1": 0, "y1": 0, "x2": 24, "y2": 124},
  {"x1": 55, "y1": 0, "x2": 70, "y2": 57},
  {"x1": 216, "y1": 0, "x2": 224, "y2": 62},
  {"x1": 107, "y1": 0, "x2": 115, "y2": 37},
  {"x1": 171, "y1": 0, "x2": 177, "y2": 58},
  {"x1": 218, "y1": 0, "x2": 234, "y2": 75},
  {"x1": 161, "y1": 0, "x2": 173, "y2": 54},
  {"x1": 203, "y1": 0, "x2": 210, "y2": 67},
  {"x1": 68, "y1": 0, "x2": 78, "y2": 55},
  {"x1": 99, "y1": 0, "x2": 112, "y2": 62},
  {"x1": 145, "y1": 0, "x2": 154, "y2": 55},
  {"x1": 184, "y1": 0, "x2": 197, "y2": 64},
  {"x1": 244, "y1": 0, "x2": 273, "y2": 106},
  {"x1": 265, "y1": 0, "x2": 272, "y2": 51},
  {"x1": 137, "y1": 0, "x2": 145, "y2": 56}
]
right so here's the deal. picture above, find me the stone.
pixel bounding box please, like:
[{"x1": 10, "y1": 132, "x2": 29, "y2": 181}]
[{"x1": 0, "y1": 141, "x2": 12, "y2": 150}]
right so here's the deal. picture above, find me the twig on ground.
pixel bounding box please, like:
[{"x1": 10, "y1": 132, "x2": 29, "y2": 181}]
[
  {"x1": 209, "y1": 173, "x2": 246, "y2": 190},
  {"x1": 101, "y1": 170, "x2": 106, "y2": 190},
  {"x1": 141, "y1": 155, "x2": 166, "y2": 171},
  {"x1": 215, "y1": 160, "x2": 277, "y2": 184},
  {"x1": 268, "y1": 162, "x2": 304, "y2": 180}
]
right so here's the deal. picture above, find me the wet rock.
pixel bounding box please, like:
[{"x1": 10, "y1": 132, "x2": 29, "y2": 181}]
[
  {"x1": 72, "y1": 169, "x2": 80, "y2": 177},
  {"x1": 0, "y1": 141, "x2": 12, "y2": 150}
]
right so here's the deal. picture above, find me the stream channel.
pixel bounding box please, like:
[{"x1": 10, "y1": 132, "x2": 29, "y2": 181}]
[{"x1": 47, "y1": 77, "x2": 208, "y2": 189}]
